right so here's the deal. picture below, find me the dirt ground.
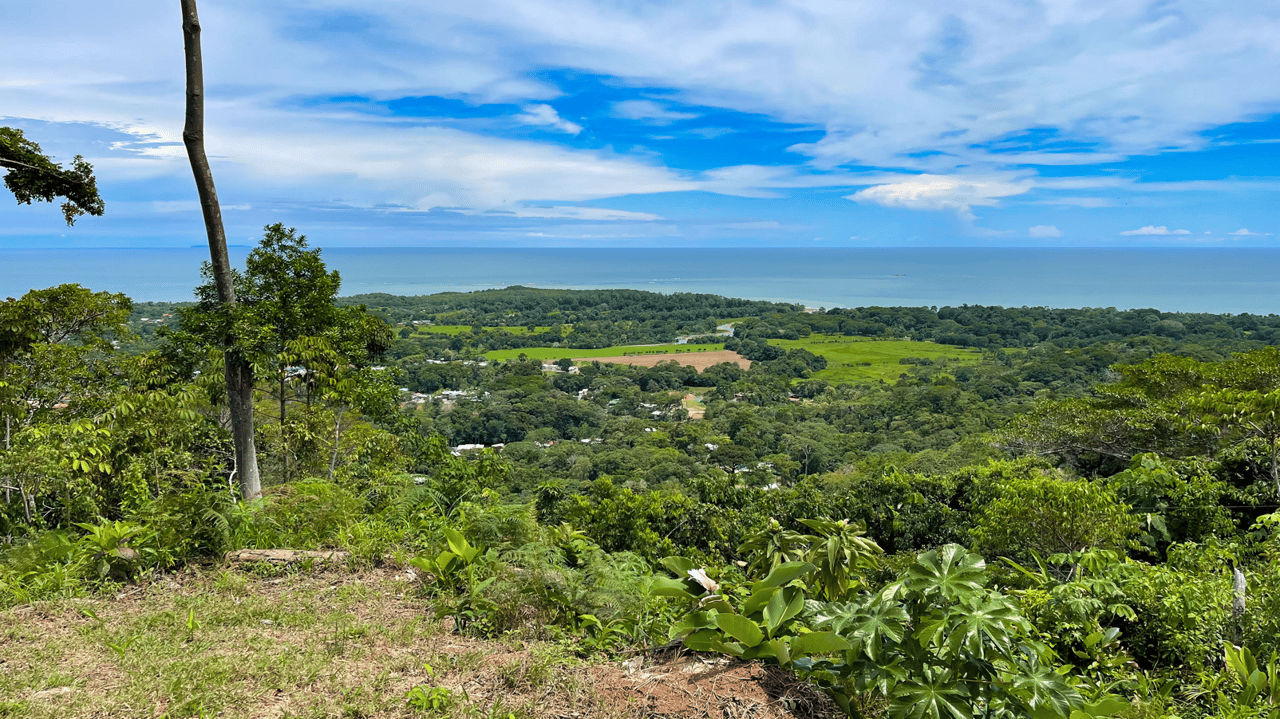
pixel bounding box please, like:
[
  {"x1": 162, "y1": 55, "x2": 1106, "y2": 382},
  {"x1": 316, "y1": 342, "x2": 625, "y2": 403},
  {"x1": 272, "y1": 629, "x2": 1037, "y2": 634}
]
[
  {"x1": 1, "y1": 565, "x2": 841, "y2": 719},
  {"x1": 573, "y1": 350, "x2": 750, "y2": 372}
]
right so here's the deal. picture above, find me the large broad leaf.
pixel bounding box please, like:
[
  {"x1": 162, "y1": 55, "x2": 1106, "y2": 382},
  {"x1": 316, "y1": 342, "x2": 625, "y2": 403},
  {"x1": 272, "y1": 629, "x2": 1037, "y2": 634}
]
[
  {"x1": 756, "y1": 561, "x2": 816, "y2": 589},
  {"x1": 1079, "y1": 697, "x2": 1131, "y2": 718},
  {"x1": 1009, "y1": 666, "x2": 1083, "y2": 719},
  {"x1": 742, "y1": 641, "x2": 776, "y2": 661},
  {"x1": 844, "y1": 601, "x2": 909, "y2": 661},
  {"x1": 889, "y1": 674, "x2": 973, "y2": 719},
  {"x1": 442, "y1": 527, "x2": 479, "y2": 562},
  {"x1": 650, "y1": 576, "x2": 700, "y2": 599},
  {"x1": 766, "y1": 638, "x2": 791, "y2": 666},
  {"x1": 407, "y1": 556, "x2": 436, "y2": 575},
  {"x1": 684, "y1": 628, "x2": 719, "y2": 651},
  {"x1": 662, "y1": 556, "x2": 696, "y2": 577},
  {"x1": 929, "y1": 594, "x2": 1024, "y2": 662},
  {"x1": 714, "y1": 613, "x2": 765, "y2": 647},
  {"x1": 699, "y1": 596, "x2": 735, "y2": 613},
  {"x1": 763, "y1": 586, "x2": 804, "y2": 634},
  {"x1": 790, "y1": 631, "x2": 851, "y2": 657},
  {"x1": 907, "y1": 544, "x2": 986, "y2": 601},
  {"x1": 742, "y1": 586, "x2": 779, "y2": 616},
  {"x1": 433, "y1": 550, "x2": 457, "y2": 574},
  {"x1": 711, "y1": 637, "x2": 747, "y2": 658},
  {"x1": 668, "y1": 611, "x2": 714, "y2": 640}
]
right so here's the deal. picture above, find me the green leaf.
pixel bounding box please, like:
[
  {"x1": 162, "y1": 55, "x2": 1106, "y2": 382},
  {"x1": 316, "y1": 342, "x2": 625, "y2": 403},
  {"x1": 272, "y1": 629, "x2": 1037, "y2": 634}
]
[
  {"x1": 433, "y1": 550, "x2": 457, "y2": 574},
  {"x1": 668, "y1": 611, "x2": 714, "y2": 640},
  {"x1": 790, "y1": 631, "x2": 850, "y2": 657},
  {"x1": 907, "y1": 544, "x2": 986, "y2": 601},
  {"x1": 842, "y1": 601, "x2": 908, "y2": 661},
  {"x1": 711, "y1": 638, "x2": 747, "y2": 657},
  {"x1": 756, "y1": 561, "x2": 816, "y2": 589},
  {"x1": 714, "y1": 613, "x2": 765, "y2": 647},
  {"x1": 1080, "y1": 697, "x2": 1131, "y2": 717},
  {"x1": 890, "y1": 672, "x2": 973, "y2": 719},
  {"x1": 766, "y1": 638, "x2": 790, "y2": 666},
  {"x1": 699, "y1": 597, "x2": 735, "y2": 613},
  {"x1": 763, "y1": 586, "x2": 804, "y2": 634},
  {"x1": 442, "y1": 527, "x2": 477, "y2": 562},
  {"x1": 742, "y1": 586, "x2": 778, "y2": 616},
  {"x1": 683, "y1": 628, "x2": 719, "y2": 651},
  {"x1": 650, "y1": 576, "x2": 700, "y2": 599},
  {"x1": 662, "y1": 556, "x2": 696, "y2": 576}
]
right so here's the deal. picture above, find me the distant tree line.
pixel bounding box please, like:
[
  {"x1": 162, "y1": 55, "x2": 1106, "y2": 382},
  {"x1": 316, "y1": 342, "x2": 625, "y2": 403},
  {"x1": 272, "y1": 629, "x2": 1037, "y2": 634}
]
[{"x1": 737, "y1": 304, "x2": 1280, "y2": 355}]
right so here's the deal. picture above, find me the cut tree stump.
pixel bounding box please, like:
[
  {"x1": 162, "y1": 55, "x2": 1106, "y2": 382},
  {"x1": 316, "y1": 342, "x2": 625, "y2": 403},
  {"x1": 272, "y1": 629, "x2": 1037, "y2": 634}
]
[{"x1": 225, "y1": 549, "x2": 350, "y2": 566}]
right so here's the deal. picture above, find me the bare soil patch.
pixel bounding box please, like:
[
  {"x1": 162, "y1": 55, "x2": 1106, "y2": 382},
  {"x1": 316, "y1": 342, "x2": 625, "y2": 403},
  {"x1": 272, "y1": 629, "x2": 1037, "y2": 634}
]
[{"x1": 574, "y1": 349, "x2": 750, "y2": 372}]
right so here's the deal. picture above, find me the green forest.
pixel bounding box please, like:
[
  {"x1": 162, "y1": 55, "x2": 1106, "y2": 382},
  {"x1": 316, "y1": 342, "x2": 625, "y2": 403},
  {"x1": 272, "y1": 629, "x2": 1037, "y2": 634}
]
[{"x1": 8, "y1": 229, "x2": 1280, "y2": 719}]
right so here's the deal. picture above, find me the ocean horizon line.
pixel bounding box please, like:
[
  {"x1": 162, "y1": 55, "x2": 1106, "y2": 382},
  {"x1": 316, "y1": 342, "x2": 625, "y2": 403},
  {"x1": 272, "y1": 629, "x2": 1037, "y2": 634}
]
[{"x1": 5, "y1": 246, "x2": 1280, "y2": 314}]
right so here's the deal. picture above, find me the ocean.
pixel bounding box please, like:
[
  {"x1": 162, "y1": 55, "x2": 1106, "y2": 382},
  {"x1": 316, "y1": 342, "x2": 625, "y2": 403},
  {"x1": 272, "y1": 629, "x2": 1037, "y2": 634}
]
[{"x1": 2, "y1": 247, "x2": 1278, "y2": 314}]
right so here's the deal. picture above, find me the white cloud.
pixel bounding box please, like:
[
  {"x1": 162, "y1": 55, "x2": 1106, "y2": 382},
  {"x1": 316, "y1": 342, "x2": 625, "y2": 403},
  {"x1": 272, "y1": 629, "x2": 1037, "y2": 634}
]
[
  {"x1": 1120, "y1": 225, "x2": 1192, "y2": 235},
  {"x1": 1230, "y1": 228, "x2": 1272, "y2": 235},
  {"x1": 9, "y1": 0, "x2": 1280, "y2": 231},
  {"x1": 302, "y1": 0, "x2": 1280, "y2": 170},
  {"x1": 1034, "y1": 197, "x2": 1113, "y2": 208},
  {"x1": 191, "y1": 120, "x2": 696, "y2": 213},
  {"x1": 473, "y1": 206, "x2": 661, "y2": 221},
  {"x1": 1028, "y1": 225, "x2": 1062, "y2": 237},
  {"x1": 687, "y1": 127, "x2": 736, "y2": 139},
  {"x1": 846, "y1": 174, "x2": 1033, "y2": 219},
  {"x1": 610, "y1": 100, "x2": 699, "y2": 125},
  {"x1": 514, "y1": 104, "x2": 582, "y2": 134}
]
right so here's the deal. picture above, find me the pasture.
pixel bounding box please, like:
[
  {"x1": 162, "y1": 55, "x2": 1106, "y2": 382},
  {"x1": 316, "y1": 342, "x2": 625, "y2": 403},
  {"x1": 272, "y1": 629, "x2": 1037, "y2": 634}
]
[{"x1": 769, "y1": 334, "x2": 983, "y2": 384}]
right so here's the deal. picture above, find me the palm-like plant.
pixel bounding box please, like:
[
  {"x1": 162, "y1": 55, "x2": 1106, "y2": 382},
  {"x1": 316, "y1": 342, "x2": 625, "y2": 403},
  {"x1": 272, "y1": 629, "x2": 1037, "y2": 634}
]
[{"x1": 799, "y1": 518, "x2": 882, "y2": 601}]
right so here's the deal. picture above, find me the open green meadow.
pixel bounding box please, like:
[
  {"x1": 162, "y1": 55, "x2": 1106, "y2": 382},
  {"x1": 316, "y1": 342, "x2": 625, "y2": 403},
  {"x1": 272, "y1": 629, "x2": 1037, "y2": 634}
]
[
  {"x1": 769, "y1": 334, "x2": 983, "y2": 384},
  {"x1": 485, "y1": 342, "x2": 724, "y2": 362}
]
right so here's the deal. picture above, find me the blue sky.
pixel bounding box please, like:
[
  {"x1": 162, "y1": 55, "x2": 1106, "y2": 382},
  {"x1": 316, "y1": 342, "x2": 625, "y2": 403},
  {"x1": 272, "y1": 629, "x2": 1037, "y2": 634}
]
[{"x1": 4, "y1": 0, "x2": 1280, "y2": 248}]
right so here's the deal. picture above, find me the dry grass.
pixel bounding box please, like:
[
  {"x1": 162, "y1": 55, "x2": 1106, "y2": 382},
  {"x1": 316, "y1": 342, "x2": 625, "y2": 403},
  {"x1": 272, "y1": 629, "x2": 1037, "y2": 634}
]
[{"x1": 0, "y1": 566, "x2": 840, "y2": 719}]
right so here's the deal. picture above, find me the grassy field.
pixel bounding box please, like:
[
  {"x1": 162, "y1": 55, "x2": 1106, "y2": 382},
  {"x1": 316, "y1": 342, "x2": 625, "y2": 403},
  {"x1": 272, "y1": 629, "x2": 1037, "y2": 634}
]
[
  {"x1": 0, "y1": 566, "x2": 829, "y2": 719},
  {"x1": 769, "y1": 334, "x2": 983, "y2": 384},
  {"x1": 485, "y1": 343, "x2": 724, "y2": 362}
]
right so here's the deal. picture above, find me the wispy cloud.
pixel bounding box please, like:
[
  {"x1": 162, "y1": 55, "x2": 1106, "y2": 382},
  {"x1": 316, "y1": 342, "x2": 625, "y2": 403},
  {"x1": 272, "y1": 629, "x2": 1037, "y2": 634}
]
[
  {"x1": 1229, "y1": 228, "x2": 1272, "y2": 235},
  {"x1": 477, "y1": 206, "x2": 661, "y2": 221},
  {"x1": 514, "y1": 104, "x2": 582, "y2": 134},
  {"x1": 1034, "y1": 197, "x2": 1114, "y2": 208},
  {"x1": 610, "y1": 100, "x2": 699, "y2": 125},
  {"x1": 1120, "y1": 226, "x2": 1193, "y2": 236},
  {"x1": 1028, "y1": 225, "x2": 1062, "y2": 238}
]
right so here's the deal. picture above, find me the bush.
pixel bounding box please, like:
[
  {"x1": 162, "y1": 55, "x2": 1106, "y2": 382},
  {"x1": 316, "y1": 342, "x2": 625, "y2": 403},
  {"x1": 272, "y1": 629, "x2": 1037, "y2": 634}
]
[{"x1": 973, "y1": 473, "x2": 1139, "y2": 560}]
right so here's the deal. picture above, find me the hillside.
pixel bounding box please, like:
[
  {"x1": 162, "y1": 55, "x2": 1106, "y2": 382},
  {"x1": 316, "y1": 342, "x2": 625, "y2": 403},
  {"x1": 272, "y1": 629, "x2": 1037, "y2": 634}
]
[{"x1": 1, "y1": 563, "x2": 839, "y2": 719}]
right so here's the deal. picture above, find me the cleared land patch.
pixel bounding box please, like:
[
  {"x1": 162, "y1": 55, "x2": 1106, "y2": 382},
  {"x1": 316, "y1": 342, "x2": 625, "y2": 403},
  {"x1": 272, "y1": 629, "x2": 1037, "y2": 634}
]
[
  {"x1": 577, "y1": 349, "x2": 750, "y2": 372},
  {"x1": 486, "y1": 342, "x2": 724, "y2": 362},
  {"x1": 769, "y1": 334, "x2": 983, "y2": 384}
]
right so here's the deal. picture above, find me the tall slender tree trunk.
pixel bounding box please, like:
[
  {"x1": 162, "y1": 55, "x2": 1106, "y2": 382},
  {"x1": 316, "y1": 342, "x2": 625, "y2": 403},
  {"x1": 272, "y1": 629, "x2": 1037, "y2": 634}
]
[
  {"x1": 181, "y1": 0, "x2": 261, "y2": 500},
  {"x1": 3, "y1": 415, "x2": 8, "y2": 451},
  {"x1": 3, "y1": 415, "x2": 9, "y2": 505},
  {"x1": 328, "y1": 407, "x2": 345, "y2": 481},
  {"x1": 280, "y1": 370, "x2": 288, "y2": 484}
]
